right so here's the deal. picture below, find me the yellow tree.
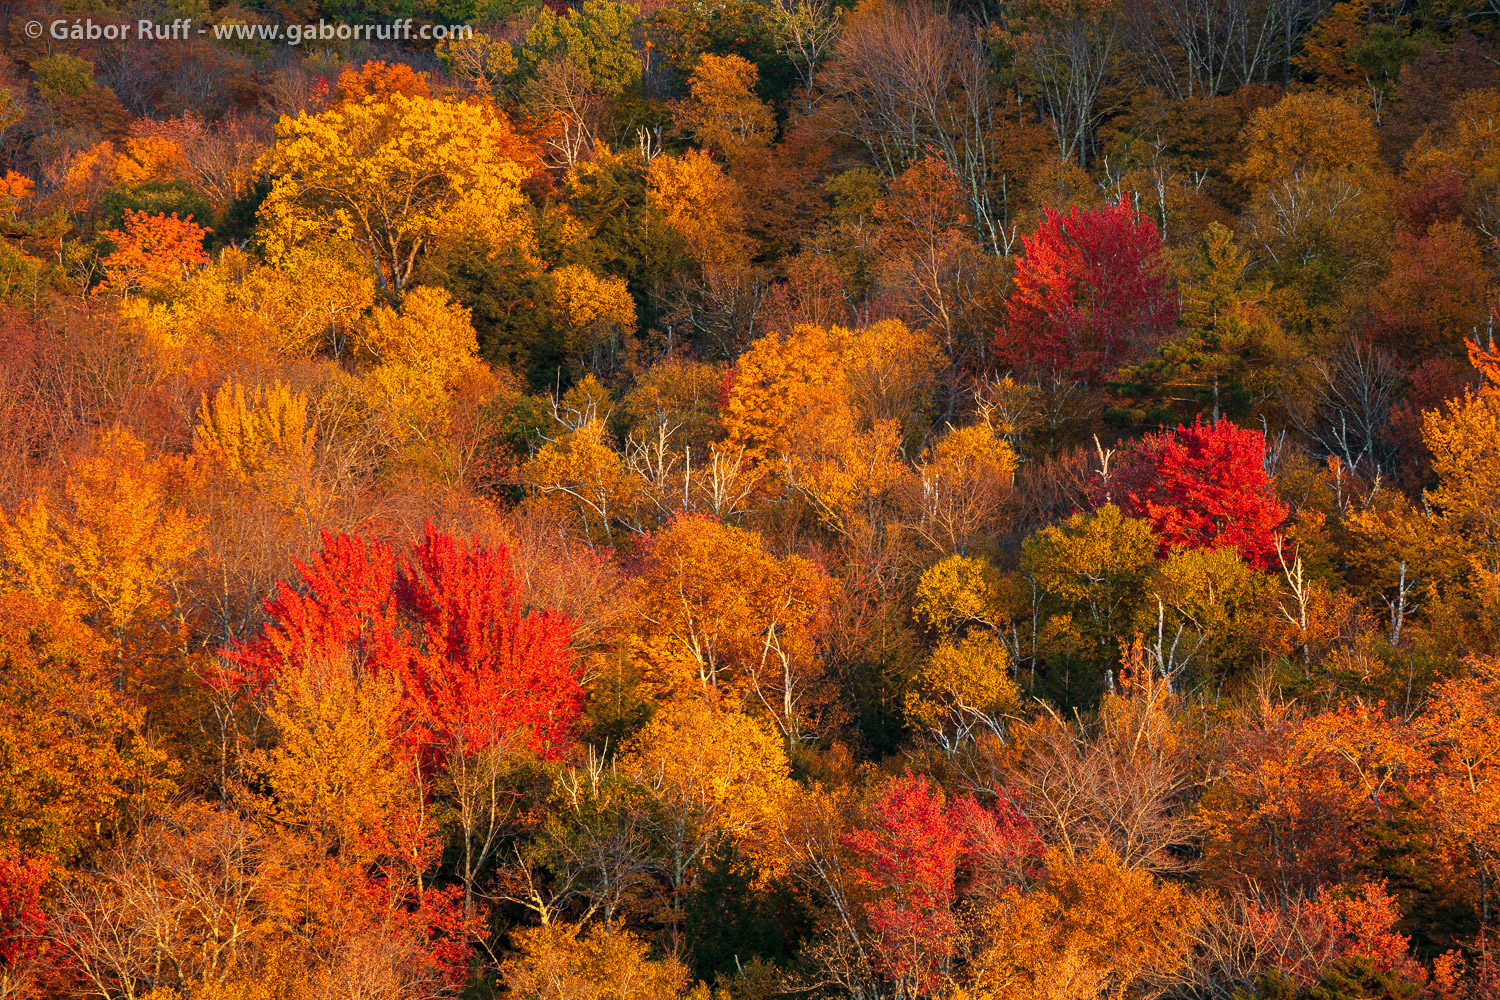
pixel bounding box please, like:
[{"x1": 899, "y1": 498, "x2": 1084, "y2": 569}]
[
  {"x1": 631, "y1": 517, "x2": 831, "y2": 735},
  {"x1": 970, "y1": 849, "x2": 1196, "y2": 1000},
  {"x1": 122, "y1": 245, "x2": 378, "y2": 359},
  {"x1": 1235, "y1": 91, "x2": 1385, "y2": 191},
  {"x1": 1, "y1": 427, "x2": 200, "y2": 685},
  {"x1": 912, "y1": 422, "x2": 1017, "y2": 555},
  {"x1": 194, "y1": 381, "x2": 318, "y2": 489},
  {"x1": 257, "y1": 95, "x2": 535, "y2": 302},
  {"x1": 723, "y1": 324, "x2": 848, "y2": 466},
  {"x1": 356, "y1": 285, "x2": 489, "y2": 462},
  {"x1": 909, "y1": 555, "x2": 1018, "y2": 747},
  {"x1": 545, "y1": 263, "x2": 637, "y2": 373},
  {"x1": 1424, "y1": 384, "x2": 1500, "y2": 569},
  {"x1": 522, "y1": 377, "x2": 642, "y2": 543},
  {"x1": 647, "y1": 148, "x2": 750, "y2": 275},
  {"x1": 619, "y1": 699, "x2": 794, "y2": 923},
  {"x1": 250, "y1": 656, "x2": 412, "y2": 861},
  {"x1": 674, "y1": 54, "x2": 776, "y2": 164},
  {"x1": 501, "y1": 921, "x2": 689, "y2": 1000},
  {"x1": 723, "y1": 320, "x2": 940, "y2": 468},
  {"x1": 0, "y1": 592, "x2": 172, "y2": 865}
]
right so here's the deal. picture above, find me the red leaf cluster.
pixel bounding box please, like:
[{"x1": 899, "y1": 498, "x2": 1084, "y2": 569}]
[
  {"x1": 218, "y1": 524, "x2": 581, "y2": 760},
  {"x1": 997, "y1": 201, "x2": 1177, "y2": 384},
  {"x1": 0, "y1": 845, "x2": 49, "y2": 972},
  {"x1": 844, "y1": 772, "x2": 1038, "y2": 994},
  {"x1": 1109, "y1": 417, "x2": 1288, "y2": 568}
]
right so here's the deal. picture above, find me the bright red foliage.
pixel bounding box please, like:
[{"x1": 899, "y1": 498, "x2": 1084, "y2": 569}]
[
  {"x1": 996, "y1": 201, "x2": 1176, "y2": 383},
  {"x1": 217, "y1": 526, "x2": 581, "y2": 759},
  {"x1": 1246, "y1": 881, "x2": 1425, "y2": 988},
  {"x1": 0, "y1": 845, "x2": 49, "y2": 974},
  {"x1": 845, "y1": 772, "x2": 961, "y2": 994},
  {"x1": 396, "y1": 524, "x2": 580, "y2": 760},
  {"x1": 218, "y1": 531, "x2": 411, "y2": 696},
  {"x1": 844, "y1": 773, "x2": 1038, "y2": 995},
  {"x1": 1109, "y1": 417, "x2": 1288, "y2": 569}
]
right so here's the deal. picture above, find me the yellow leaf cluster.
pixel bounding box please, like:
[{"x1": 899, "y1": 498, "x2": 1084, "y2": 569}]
[
  {"x1": 114, "y1": 135, "x2": 190, "y2": 187},
  {"x1": 2, "y1": 427, "x2": 200, "y2": 655},
  {"x1": 646, "y1": 149, "x2": 749, "y2": 272},
  {"x1": 1235, "y1": 91, "x2": 1384, "y2": 191},
  {"x1": 970, "y1": 850, "x2": 1196, "y2": 1000},
  {"x1": 546, "y1": 263, "x2": 637, "y2": 367},
  {"x1": 502, "y1": 921, "x2": 689, "y2": 1000},
  {"x1": 619, "y1": 698, "x2": 794, "y2": 838},
  {"x1": 194, "y1": 380, "x2": 317, "y2": 483},
  {"x1": 631, "y1": 516, "x2": 831, "y2": 708},
  {"x1": 905, "y1": 631, "x2": 1018, "y2": 742},
  {"x1": 675, "y1": 53, "x2": 776, "y2": 164},
  {"x1": 358, "y1": 285, "x2": 485, "y2": 452},
  {"x1": 122, "y1": 245, "x2": 377, "y2": 359},
  {"x1": 1424, "y1": 386, "x2": 1500, "y2": 563},
  {"x1": 257, "y1": 94, "x2": 534, "y2": 297},
  {"x1": 250, "y1": 656, "x2": 411, "y2": 859}
]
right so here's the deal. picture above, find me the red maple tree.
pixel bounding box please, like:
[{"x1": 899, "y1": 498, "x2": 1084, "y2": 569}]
[
  {"x1": 1107, "y1": 417, "x2": 1288, "y2": 569},
  {"x1": 0, "y1": 845, "x2": 49, "y2": 990},
  {"x1": 218, "y1": 526, "x2": 581, "y2": 759},
  {"x1": 218, "y1": 530, "x2": 411, "y2": 696},
  {"x1": 996, "y1": 200, "x2": 1176, "y2": 384},
  {"x1": 845, "y1": 772, "x2": 961, "y2": 994},
  {"x1": 396, "y1": 524, "x2": 579, "y2": 760},
  {"x1": 844, "y1": 773, "x2": 1038, "y2": 995}
]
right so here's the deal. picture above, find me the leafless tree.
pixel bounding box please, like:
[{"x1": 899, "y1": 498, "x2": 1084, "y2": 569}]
[
  {"x1": 767, "y1": 0, "x2": 845, "y2": 114},
  {"x1": 1289, "y1": 337, "x2": 1403, "y2": 480},
  {"x1": 1016, "y1": 0, "x2": 1126, "y2": 167},
  {"x1": 1128, "y1": 0, "x2": 1292, "y2": 99},
  {"x1": 526, "y1": 59, "x2": 610, "y2": 171},
  {"x1": 817, "y1": 2, "x2": 1010, "y2": 252},
  {"x1": 1010, "y1": 675, "x2": 1206, "y2": 875}
]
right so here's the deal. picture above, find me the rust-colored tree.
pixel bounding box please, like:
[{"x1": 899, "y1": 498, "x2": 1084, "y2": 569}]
[{"x1": 97, "y1": 210, "x2": 210, "y2": 292}]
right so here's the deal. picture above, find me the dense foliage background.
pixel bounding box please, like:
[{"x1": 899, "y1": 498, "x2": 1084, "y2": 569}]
[{"x1": 2, "y1": 0, "x2": 1500, "y2": 997}]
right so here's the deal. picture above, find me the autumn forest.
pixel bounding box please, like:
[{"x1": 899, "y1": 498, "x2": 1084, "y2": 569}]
[{"x1": 1, "y1": 0, "x2": 1499, "y2": 996}]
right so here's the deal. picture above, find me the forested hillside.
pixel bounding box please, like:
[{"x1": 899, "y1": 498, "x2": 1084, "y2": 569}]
[{"x1": 2, "y1": 0, "x2": 1500, "y2": 997}]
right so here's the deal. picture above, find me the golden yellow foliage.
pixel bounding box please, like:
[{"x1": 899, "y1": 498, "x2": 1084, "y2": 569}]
[
  {"x1": 905, "y1": 631, "x2": 1018, "y2": 745},
  {"x1": 914, "y1": 554, "x2": 1008, "y2": 636},
  {"x1": 1235, "y1": 91, "x2": 1383, "y2": 190},
  {"x1": 724, "y1": 324, "x2": 848, "y2": 465},
  {"x1": 122, "y1": 245, "x2": 378, "y2": 358},
  {"x1": 357, "y1": 285, "x2": 485, "y2": 454},
  {"x1": 631, "y1": 517, "x2": 830, "y2": 715},
  {"x1": 1425, "y1": 386, "x2": 1500, "y2": 563},
  {"x1": 647, "y1": 149, "x2": 750, "y2": 271},
  {"x1": 250, "y1": 656, "x2": 411, "y2": 859},
  {"x1": 675, "y1": 54, "x2": 776, "y2": 163},
  {"x1": 970, "y1": 849, "x2": 1196, "y2": 1000},
  {"x1": 114, "y1": 135, "x2": 189, "y2": 187},
  {"x1": 2, "y1": 428, "x2": 200, "y2": 666},
  {"x1": 523, "y1": 416, "x2": 640, "y2": 543},
  {"x1": 914, "y1": 422, "x2": 1017, "y2": 553},
  {"x1": 501, "y1": 921, "x2": 690, "y2": 1000},
  {"x1": 0, "y1": 593, "x2": 172, "y2": 864},
  {"x1": 1403, "y1": 89, "x2": 1500, "y2": 187},
  {"x1": 194, "y1": 381, "x2": 317, "y2": 483},
  {"x1": 619, "y1": 698, "x2": 794, "y2": 840},
  {"x1": 545, "y1": 264, "x2": 637, "y2": 370},
  {"x1": 257, "y1": 95, "x2": 534, "y2": 299}
]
